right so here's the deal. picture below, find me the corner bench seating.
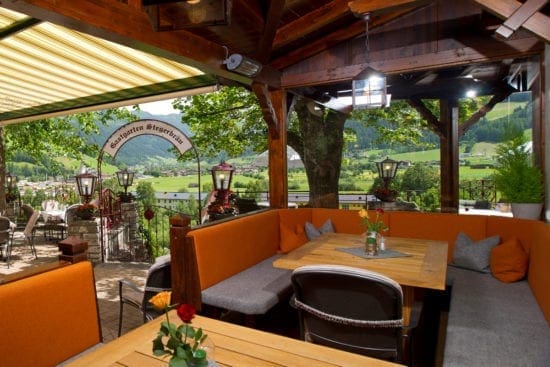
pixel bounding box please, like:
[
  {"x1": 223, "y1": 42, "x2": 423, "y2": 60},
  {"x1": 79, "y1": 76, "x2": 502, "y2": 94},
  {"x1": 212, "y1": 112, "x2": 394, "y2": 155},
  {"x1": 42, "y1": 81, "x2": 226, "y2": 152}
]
[
  {"x1": 0, "y1": 261, "x2": 102, "y2": 367},
  {"x1": 171, "y1": 208, "x2": 550, "y2": 365}
]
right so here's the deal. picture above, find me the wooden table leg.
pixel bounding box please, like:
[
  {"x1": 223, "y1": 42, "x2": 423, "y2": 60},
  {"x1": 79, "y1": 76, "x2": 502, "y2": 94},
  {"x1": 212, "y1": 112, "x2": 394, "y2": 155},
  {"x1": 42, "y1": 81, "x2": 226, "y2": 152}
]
[{"x1": 402, "y1": 285, "x2": 414, "y2": 326}]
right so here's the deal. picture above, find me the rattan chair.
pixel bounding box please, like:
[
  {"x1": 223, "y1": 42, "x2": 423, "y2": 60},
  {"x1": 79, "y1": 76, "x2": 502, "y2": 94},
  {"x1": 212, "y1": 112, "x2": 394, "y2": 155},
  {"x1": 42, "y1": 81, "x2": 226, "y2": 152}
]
[
  {"x1": 118, "y1": 255, "x2": 171, "y2": 336},
  {"x1": 291, "y1": 264, "x2": 421, "y2": 366}
]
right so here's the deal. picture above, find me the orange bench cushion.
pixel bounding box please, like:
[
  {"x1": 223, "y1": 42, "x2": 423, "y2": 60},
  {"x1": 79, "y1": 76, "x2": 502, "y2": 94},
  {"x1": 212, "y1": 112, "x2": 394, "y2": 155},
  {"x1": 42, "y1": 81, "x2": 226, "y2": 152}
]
[
  {"x1": 387, "y1": 212, "x2": 487, "y2": 262},
  {"x1": 528, "y1": 222, "x2": 550, "y2": 324},
  {"x1": 490, "y1": 237, "x2": 528, "y2": 283},
  {"x1": 278, "y1": 208, "x2": 312, "y2": 253},
  {"x1": 312, "y1": 208, "x2": 375, "y2": 235},
  {"x1": 190, "y1": 210, "x2": 280, "y2": 290},
  {"x1": 0, "y1": 261, "x2": 101, "y2": 366},
  {"x1": 486, "y1": 216, "x2": 535, "y2": 255}
]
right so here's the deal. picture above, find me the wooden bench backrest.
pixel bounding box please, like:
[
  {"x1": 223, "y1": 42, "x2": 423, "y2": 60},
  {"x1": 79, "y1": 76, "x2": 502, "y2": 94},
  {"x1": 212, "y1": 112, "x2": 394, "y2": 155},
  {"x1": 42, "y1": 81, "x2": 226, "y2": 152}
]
[
  {"x1": 0, "y1": 261, "x2": 101, "y2": 366},
  {"x1": 529, "y1": 222, "x2": 550, "y2": 324}
]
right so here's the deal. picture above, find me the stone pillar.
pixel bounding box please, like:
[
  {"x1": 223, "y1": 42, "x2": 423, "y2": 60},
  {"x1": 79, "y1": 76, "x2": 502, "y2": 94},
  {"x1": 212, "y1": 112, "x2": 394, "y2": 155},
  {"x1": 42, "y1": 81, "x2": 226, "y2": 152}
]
[
  {"x1": 121, "y1": 202, "x2": 139, "y2": 246},
  {"x1": 67, "y1": 219, "x2": 101, "y2": 263}
]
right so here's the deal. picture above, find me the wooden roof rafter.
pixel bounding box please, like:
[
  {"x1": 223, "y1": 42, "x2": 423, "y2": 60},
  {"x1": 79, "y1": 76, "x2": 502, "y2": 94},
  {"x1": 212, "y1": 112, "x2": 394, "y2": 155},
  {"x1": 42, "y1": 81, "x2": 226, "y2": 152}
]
[{"x1": 471, "y1": 0, "x2": 550, "y2": 42}]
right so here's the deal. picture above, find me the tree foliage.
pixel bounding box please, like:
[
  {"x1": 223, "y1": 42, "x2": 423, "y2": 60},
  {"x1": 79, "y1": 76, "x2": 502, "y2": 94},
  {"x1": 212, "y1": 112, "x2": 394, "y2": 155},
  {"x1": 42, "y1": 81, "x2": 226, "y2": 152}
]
[
  {"x1": 5, "y1": 109, "x2": 136, "y2": 164},
  {"x1": 1, "y1": 108, "x2": 137, "y2": 209},
  {"x1": 401, "y1": 163, "x2": 439, "y2": 192},
  {"x1": 493, "y1": 129, "x2": 543, "y2": 203},
  {"x1": 174, "y1": 86, "x2": 349, "y2": 207},
  {"x1": 135, "y1": 181, "x2": 156, "y2": 208},
  {"x1": 173, "y1": 87, "x2": 266, "y2": 158}
]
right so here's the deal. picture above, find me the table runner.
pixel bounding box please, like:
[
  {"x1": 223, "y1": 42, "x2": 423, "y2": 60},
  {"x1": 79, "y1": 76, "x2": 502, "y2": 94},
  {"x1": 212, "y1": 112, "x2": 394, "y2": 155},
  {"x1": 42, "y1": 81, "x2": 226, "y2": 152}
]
[{"x1": 337, "y1": 246, "x2": 411, "y2": 259}]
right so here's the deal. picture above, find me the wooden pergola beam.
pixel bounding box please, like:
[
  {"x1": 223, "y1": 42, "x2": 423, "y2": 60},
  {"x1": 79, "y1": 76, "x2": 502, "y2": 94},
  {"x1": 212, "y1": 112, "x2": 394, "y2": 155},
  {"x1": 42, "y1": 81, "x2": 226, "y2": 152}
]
[
  {"x1": 273, "y1": 0, "x2": 350, "y2": 50},
  {"x1": 459, "y1": 90, "x2": 514, "y2": 136},
  {"x1": 281, "y1": 37, "x2": 542, "y2": 88},
  {"x1": 494, "y1": 0, "x2": 548, "y2": 39},
  {"x1": 255, "y1": 0, "x2": 285, "y2": 63},
  {"x1": 348, "y1": 0, "x2": 429, "y2": 15},
  {"x1": 407, "y1": 98, "x2": 443, "y2": 137},
  {"x1": 251, "y1": 82, "x2": 280, "y2": 139},
  {"x1": 271, "y1": 8, "x2": 414, "y2": 70},
  {"x1": 471, "y1": 0, "x2": 550, "y2": 42}
]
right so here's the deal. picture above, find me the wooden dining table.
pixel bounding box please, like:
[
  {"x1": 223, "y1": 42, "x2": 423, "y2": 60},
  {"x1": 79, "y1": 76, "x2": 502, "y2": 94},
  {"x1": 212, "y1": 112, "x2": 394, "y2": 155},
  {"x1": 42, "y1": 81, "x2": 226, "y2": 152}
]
[
  {"x1": 273, "y1": 232, "x2": 448, "y2": 325},
  {"x1": 65, "y1": 311, "x2": 401, "y2": 367}
]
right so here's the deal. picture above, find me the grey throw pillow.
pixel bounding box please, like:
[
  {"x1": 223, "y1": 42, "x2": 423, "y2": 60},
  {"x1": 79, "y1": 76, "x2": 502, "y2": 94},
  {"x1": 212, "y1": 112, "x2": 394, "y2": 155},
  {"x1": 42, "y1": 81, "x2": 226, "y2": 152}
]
[
  {"x1": 305, "y1": 219, "x2": 334, "y2": 240},
  {"x1": 451, "y1": 232, "x2": 500, "y2": 273}
]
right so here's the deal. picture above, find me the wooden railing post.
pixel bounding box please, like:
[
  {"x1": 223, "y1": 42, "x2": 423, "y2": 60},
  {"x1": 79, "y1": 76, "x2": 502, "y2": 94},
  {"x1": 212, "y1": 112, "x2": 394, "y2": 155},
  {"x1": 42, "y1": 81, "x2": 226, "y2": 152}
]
[{"x1": 169, "y1": 214, "x2": 201, "y2": 309}]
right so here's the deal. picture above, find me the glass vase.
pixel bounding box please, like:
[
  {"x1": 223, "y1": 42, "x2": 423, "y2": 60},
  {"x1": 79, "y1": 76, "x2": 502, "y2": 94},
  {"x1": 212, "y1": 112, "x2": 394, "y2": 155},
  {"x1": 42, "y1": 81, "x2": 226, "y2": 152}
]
[{"x1": 366, "y1": 231, "x2": 378, "y2": 256}]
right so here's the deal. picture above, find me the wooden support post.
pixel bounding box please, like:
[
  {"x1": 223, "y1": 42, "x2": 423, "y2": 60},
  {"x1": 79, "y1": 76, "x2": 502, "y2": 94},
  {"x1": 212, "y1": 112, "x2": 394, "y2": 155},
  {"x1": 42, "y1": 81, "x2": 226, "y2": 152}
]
[
  {"x1": 169, "y1": 214, "x2": 199, "y2": 308},
  {"x1": 265, "y1": 88, "x2": 288, "y2": 209},
  {"x1": 440, "y1": 99, "x2": 460, "y2": 213}
]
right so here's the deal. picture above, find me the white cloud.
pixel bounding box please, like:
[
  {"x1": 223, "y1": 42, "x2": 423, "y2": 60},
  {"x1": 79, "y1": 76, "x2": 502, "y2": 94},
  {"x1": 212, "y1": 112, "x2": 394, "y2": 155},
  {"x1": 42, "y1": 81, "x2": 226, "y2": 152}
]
[{"x1": 137, "y1": 99, "x2": 178, "y2": 115}]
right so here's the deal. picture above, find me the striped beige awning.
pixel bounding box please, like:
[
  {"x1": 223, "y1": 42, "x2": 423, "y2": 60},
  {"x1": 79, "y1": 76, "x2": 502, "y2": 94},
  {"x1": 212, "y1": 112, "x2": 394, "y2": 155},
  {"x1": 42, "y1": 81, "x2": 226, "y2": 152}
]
[{"x1": 0, "y1": 7, "x2": 216, "y2": 125}]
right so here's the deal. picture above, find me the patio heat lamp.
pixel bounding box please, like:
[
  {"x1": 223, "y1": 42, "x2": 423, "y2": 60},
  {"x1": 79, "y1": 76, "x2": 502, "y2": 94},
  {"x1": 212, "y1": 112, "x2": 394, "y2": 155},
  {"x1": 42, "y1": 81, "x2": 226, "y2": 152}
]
[{"x1": 75, "y1": 166, "x2": 97, "y2": 204}]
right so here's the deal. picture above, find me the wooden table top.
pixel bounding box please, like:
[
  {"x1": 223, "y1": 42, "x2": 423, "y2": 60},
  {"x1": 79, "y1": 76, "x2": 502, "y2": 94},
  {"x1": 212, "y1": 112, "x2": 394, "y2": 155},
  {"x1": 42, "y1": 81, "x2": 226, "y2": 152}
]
[
  {"x1": 65, "y1": 312, "x2": 401, "y2": 367},
  {"x1": 273, "y1": 232, "x2": 448, "y2": 291}
]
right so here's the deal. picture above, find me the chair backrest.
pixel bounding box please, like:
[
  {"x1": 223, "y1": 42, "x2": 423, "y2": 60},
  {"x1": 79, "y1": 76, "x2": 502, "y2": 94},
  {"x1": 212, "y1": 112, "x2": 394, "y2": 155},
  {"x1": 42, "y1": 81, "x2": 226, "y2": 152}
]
[
  {"x1": 291, "y1": 264, "x2": 404, "y2": 362},
  {"x1": 23, "y1": 210, "x2": 40, "y2": 237},
  {"x1": 143, "y1": 255, "x2": 172, "y2": 311},
  {"x1": 20, "y1": 204, "x2": 34, "y2": 222},
  {"x1": 0, "y1": 216, "x2": 11, "y2": 244}
]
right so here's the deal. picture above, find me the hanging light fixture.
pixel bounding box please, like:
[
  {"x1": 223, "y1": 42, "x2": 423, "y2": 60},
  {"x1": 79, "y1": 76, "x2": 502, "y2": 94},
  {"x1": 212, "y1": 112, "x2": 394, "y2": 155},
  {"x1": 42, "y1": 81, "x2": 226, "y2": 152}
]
[
  {"x1": 351, "y1": 13, "x2": 389, "y2": 109},
  {"x1": 142, "y1": 0, "x2": 231, "y2": 31}
]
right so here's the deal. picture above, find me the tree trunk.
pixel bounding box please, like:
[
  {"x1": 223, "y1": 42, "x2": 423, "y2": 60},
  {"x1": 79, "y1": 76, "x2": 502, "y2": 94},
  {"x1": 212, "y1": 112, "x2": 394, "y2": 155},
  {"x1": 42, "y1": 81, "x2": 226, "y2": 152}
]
[{"x1": 292, "y1": 99, "x2": 348, "y2": 208}]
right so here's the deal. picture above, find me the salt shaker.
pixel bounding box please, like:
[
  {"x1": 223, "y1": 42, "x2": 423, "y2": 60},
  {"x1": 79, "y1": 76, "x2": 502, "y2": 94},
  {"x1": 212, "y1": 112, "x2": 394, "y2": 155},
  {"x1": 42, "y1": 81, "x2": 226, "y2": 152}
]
[{"x1": 378, "y1": 235, "x2": 386, "y2": 251}]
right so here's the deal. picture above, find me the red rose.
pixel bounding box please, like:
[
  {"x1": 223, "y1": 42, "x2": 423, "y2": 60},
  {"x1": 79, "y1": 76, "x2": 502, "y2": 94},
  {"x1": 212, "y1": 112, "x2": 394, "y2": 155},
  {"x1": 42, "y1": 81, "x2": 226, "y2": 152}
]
[
  {"x1": 376, "y1": 208, "x2": 384, "y2": 214},
  {"x1": 177, "y1": 304, "x2": 196, "y2": 323}
]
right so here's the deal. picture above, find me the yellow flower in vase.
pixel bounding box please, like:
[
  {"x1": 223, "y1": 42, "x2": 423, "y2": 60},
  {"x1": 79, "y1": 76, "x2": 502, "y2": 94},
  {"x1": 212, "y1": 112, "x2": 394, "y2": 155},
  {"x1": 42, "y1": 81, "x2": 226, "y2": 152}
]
[{"x1": 359, "y1": 208, "x2": 388, "y2": 255}]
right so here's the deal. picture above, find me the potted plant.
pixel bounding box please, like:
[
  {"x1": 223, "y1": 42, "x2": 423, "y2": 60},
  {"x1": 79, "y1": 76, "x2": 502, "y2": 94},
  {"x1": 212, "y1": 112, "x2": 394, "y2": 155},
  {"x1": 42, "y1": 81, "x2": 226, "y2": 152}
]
[{"x1": 493, "y1": 133, "x2": 543, "y2": 219}]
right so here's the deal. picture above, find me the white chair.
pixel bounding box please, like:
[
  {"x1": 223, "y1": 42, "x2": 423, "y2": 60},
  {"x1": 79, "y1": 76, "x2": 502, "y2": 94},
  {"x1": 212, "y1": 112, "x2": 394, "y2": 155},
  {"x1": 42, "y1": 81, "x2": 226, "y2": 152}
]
[{"x1": 8, "y1": 210, "x2": 40, "y2": 266}]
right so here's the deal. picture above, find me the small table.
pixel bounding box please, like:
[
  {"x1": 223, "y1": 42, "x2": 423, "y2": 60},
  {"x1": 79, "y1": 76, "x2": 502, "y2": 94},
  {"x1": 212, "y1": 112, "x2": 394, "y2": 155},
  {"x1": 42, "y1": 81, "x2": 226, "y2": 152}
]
[
  {"x1": 273, "y1": 232, "x2": 448, "y2": 324},
  {"x1": 64, "y1": 312, "x2": 400, "y2": 367}
]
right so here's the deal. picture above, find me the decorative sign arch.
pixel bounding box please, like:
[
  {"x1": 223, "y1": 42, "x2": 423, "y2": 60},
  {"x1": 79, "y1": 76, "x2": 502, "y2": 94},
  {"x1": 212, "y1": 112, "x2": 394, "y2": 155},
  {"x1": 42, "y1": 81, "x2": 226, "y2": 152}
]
[
  {"x1": 100, "y1": 119, "x2": 194, "y2": 158},
  {"x1": 97, "y1": 119, "x2": 201, "y2": 261}
]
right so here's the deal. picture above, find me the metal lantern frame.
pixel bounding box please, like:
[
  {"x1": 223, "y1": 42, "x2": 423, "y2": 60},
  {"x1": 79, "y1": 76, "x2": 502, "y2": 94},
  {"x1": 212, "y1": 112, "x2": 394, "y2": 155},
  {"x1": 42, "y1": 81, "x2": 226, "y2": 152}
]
[
  {"x1": 116, "y1": 169, "x2": 135, "y2": 195},
  {"x1": 211, "y1": 161, "x2": 235, "y2": 191},
  {"x1": 352, "y1": 67, "x2": 388, "y2": 109},
  {"x1": 376, "y1": 157, "x2": 399, "y2": 189},
  {"x1": 5, "y1": 172, "x2": 16, "y2": 190},
  {"x1": 75, "y1": 170, "x2": 97, "y2": 204}
]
